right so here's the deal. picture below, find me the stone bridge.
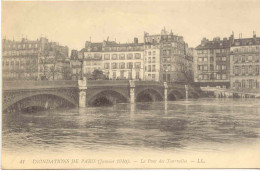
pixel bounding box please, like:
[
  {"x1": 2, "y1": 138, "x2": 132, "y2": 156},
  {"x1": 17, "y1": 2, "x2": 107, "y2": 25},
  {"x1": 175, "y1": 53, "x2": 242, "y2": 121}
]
[{"x1": 2, "y1": 80, "x2": 202, "y2": 112}]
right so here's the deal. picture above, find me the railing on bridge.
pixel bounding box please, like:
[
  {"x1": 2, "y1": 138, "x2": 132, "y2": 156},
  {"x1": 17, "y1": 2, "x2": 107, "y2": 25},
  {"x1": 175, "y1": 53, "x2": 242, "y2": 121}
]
[
  {"x1": 3, "y1": 80, "x2": 78, "y2": 90},
  {"x1": 87, "y1": 80, "x2": 129, "y2": 87}
]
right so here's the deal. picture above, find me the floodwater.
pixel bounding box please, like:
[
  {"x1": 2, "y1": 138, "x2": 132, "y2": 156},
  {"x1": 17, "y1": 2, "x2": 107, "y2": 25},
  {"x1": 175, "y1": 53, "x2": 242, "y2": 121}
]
[{"x1": 2, "y1": 98, "x2": 260, "y2": 155}]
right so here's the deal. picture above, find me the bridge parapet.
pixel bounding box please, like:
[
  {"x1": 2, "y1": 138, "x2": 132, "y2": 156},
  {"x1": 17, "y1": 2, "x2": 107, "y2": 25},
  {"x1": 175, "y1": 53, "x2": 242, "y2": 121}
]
[
  {"x1": 3, "y1": 80, "x2": 78, "y2": 90},
  {"x1": 87, "y1": 80, "x2": 129, "y2": 87}
]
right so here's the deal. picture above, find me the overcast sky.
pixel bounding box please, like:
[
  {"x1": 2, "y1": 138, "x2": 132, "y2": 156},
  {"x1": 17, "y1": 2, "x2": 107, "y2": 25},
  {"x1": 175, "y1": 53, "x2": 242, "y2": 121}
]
[{"x1": 2, "y1": 0, "x2": 260, "y2": 51}]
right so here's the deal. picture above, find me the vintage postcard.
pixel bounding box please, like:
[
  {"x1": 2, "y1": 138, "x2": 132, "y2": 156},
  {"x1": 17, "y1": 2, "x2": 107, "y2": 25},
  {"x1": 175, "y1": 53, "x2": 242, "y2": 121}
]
[{"x1": 1, "y1": 0, "x2": 260, "y2": 169}]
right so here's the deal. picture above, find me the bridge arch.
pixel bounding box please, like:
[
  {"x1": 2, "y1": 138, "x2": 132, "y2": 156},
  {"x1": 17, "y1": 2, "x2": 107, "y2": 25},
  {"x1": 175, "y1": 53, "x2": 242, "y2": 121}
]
[
  {"x1": 189, "y1": 91, "x2": 200, "y2": 99},
  {"x1": 3, "y1": 92, "x2": 77, "y2": 112},
  {"x1": 168, "y1": 90, "x2": 184, "y2": 101},
  {"x1": 136, "y1": 88, "x2": 164, "y2": 102},
  {"x1": 87, "y1": 90, "x2": 129, "y2": 106}
]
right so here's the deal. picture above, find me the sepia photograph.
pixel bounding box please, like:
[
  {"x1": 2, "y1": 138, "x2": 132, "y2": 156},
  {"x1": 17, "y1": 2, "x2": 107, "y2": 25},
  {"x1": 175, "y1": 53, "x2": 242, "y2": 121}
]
[{"x1": 1, "y1": 0, "x2": 260, "y2": 169}]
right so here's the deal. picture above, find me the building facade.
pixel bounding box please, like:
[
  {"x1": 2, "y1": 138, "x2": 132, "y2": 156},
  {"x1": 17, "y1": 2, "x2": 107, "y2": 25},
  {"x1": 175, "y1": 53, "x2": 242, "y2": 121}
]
[
  {"x1": 195, "y1": 35, "x2": 233, "y2": 88},
  {"x1": 230, "y1": 34, "x2": 260, "y2": 92},
  {"x1": 144, "y1": 28, "x2": 192, "y2": 82},
  {"x1": 102, "y1": 38, "x2": 144, "y2": 80},
  {"x1": 70, "y1": 49, "x2": 82, "y2": 80},
  {"x1": 70, "y1": 28, "x2": 193, "y2": 82},
  {"x1": 2, "y1": 37, "x2": 69, "y2": 81}
]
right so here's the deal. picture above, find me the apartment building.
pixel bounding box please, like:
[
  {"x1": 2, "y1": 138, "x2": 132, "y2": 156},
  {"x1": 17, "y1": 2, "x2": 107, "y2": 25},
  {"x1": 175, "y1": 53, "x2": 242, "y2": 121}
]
[
  {"x1": 195, "y1": 35, "x2": 233, "y2": 88},
  {"x1": 2, "y1": 38, "x2": 41, "y2": 80},
  {"x1": 102, "y1": 38, "x2": 144, "y2": 80},
  {"x1": 144, "y1": 28, "x2": 192, "y2": 82},
  {"x1": 2, "y1": 37, "x2": 69, "y2": 81},
  {"x1": 230, "y1": 33, "x2": 260, "y2": 92}
]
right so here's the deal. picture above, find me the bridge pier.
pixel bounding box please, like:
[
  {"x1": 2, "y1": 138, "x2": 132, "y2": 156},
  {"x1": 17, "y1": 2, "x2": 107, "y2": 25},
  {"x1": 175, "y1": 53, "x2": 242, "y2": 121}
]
[
  {"x1": 164, "y1": 82, "x2": 168, "y2": 102},
  {"x1": 129, "y1": 80, "x2": 135, "y2": 104},
  {"x1": 78, "y1": 79, "x2": 87, "y2": 108}
]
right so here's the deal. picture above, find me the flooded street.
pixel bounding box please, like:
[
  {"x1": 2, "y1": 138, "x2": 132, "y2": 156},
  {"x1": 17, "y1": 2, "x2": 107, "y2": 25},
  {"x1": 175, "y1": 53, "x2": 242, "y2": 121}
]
[{"x1": 2, "y1": 98, "x2": 260, "y2": 155}]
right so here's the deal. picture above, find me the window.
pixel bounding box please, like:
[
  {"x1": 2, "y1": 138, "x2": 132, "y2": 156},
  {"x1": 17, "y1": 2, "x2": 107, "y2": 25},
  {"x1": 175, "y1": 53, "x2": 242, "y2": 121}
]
[
  {"x1": 245, "y1": 66, "x2": 249, "y2": 74},
  {"x1": 111, "y1": 63, "x2": 117, "y2": 69},
  {"x1": 152, "y1": 57, "x2": 155, "y2": 63},
  {"x1": 217, "y1": 74, "x2": 221, "y2": 80},
  {"x1": 242, "y1": 66, "x2": 245, "y2": 74},
  {"x1": 198, "y1": 58, "x2": 203, "y2": 62},
  {"x1": 242, "y1": 56, "x2": 245, "y2": 62},
  {"x1": 120, "y1": 71, "x2": 124, "y2": 79},
  {"x1": 249, "y1": 65, "x2": 252, "y2": 74},
  {"x1": 234, "y1": 56, "x2": 238, "y2": 62},
  {"x1": 210, "y1": 64, "x2": 214, "y2": 71},
  {"x1": 113, "y1": 72, "x2": 116, "y2": 79},
  {"x1": 104, "y1": 63, "x2": 110, "y2": 69},
  {"x1": 203, "y1": 75, "x2": 208, "y2": 80},
  {"x1": 136, "y1": 71, "x2": 140, "y2": 79},
  {"x1": 256, "y1": 65, "x2": 259, "y2": 75},
  {"x1": 204, "y1": 57, "x2": 208, "y2": 62},
  {"x1": 222, "y1": 74, "x2": 226, "y2": 80},
  {"x1": 152, "y1": 65, "x2": 155, "y2": 72},
  {"x1": 210, "y1": 57, "x2": 214, "y2": 62},
  {"x1": 198, "y1": 75, "x2": 203, "y2": 80},
  {"x1": 112, "y1": 54, "x2": 118, "y2": 60},
  {"x1": 104, "y1": 54, "x2": 110, "y2": 60},
  {"x1": 153, "y1": 51, "x2": 156, "y2": 55},
  {"x1": 148, "y1": 51, "x2": 151, "y2": 55},
  {"x1": 222, "y1": 65, "x2": 226, "y2": 70},
  {"x1": 135, "y1": 53, "x2": 141, "y2": 59},
  {"x1": 119, "y1": 54, "x2": 125, "y2": 60},
  {"x1": 119, "y1": 62, "x2": 125, "y2": 69},
  {"x1": 148, "y1": 57, "x2": 151, "y2": 63},
  {"x1": 135, "y1": 62, "x2": 141, "y2": 69},
  {"x1": 234, "y1": 66, "x2": 239, "y2": 75},
  {"x1": 216, "y1": 65, "x2": 221, "y2": 71},
  {"x1": 242, "y1": 80, "x2": 245, "y2": 88},
  {"x1": 128, "y1": 71, "x2": 132, "y2": 79},
  {"x1": 127, "y1": 53, "x2": 133, "y2": 59},
  {"x1": 203, "y1": 65, "x2": 208, "y2": 71},
  {"x1": 148, "y1": 65, "x2": 151, "y2": 72},
  {"x1": 152, "y1": 74, "x2": 155, "y2": 79},
  {"x1": 248, "y1": 56, "x2": 252, "y2": 61},
  {"x1": 127, "y1": 62, "x2": 133, "y2": 69},
  {"x1": 222, "y1": 57, "x2": 226, "y2": 61}
]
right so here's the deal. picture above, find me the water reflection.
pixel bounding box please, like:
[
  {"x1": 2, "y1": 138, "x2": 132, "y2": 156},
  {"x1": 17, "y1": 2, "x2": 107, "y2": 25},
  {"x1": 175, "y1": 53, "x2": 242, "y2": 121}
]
[
  {"x1": 2, "y1": 98, "x2": 260, "y2": 154},
  {"x1": 164, "y1": 101, "x2": 168, "y2": 115}
]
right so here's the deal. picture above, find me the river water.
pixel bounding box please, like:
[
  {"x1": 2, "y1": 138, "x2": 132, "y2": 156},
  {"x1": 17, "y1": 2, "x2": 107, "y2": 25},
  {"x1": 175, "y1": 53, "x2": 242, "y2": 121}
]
[{"x1": 2, "y1": 98, "x2": 260, "y2": 155}]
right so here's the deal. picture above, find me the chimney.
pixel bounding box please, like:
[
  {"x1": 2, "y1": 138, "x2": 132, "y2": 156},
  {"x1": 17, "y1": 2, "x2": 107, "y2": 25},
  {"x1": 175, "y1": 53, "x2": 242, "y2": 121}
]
[
  {"x1": 253, "y1": 31, "x2": 256, "y2": 38},
  {"x1": 134, "y1": 37, "x2": 138, "y2": 44}
]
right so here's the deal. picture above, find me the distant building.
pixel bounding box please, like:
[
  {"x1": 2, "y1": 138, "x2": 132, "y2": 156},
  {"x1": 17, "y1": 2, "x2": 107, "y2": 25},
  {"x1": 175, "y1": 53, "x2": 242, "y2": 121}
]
[
  {"x1": 2, "y1": 37, "x2": 69, "y2": 81},
  {"x1": 37, "y1": 39, "x2": 69, "y2": 80},
  {"x1": 101, "y1": 38, "x2": 144, "y2": 80},
  {"x1": 2, "y1": 38, "x2": 41, "y2": 80},
  {"x1": 144, "y1": 28, "x2": 192, "y2": 82},
  {"x1": 230, "y1": 33, "x2": 260, "y2": 92},
  {"x1": 71, "y1": 28, "x2": 193, "y2": 82},
  {"x1": 70, "y1": 49, "x2": 82, "y2": 80},
  {"x1": 195, "y1": 35, "x2": 233, "y2": 88},
  {"x1": 83, "y1": 42, "x2": 104, "y2": 79},
  {"x1": 76, "y1": 38, "x2": 144, "y2": 80}
]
